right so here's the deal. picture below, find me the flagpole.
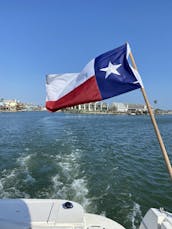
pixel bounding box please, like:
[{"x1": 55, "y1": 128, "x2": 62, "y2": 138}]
[{"x1": 129, "y1": 51, "x2": 172, "y2": 179}]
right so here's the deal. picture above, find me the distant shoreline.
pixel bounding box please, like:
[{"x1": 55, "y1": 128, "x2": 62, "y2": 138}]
[
  {"x1": 61, "y1": 110, "x2": 172, "y2": 115},
  {"x1": 1, "y1": 109, "x2": 172, "y2": 115}
]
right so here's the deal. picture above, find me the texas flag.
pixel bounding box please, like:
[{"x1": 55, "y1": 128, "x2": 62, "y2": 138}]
[{"x1": 46, "y1": 43, "x2": 143, "y2": 112}]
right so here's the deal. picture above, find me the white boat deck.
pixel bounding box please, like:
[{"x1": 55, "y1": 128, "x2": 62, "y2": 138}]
[{"x1": 0, "y1": 199, "x2": 125, "y2": 229}]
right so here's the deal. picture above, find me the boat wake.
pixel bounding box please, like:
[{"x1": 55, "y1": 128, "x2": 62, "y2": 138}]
[
  {"x1": 51, "y1": 148, "x2": 91, "y2": 210},
  {"x1": 129, "y1": 202, "x2": 143, "y2": 229},
  {"x1": 0, "y1": 148, "x2": 91, "y2": 211}
]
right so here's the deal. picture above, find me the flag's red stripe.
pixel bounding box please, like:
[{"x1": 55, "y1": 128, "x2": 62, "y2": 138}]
[{"x1": 46, "y1": 76, "x2": 102, "y2": 112}]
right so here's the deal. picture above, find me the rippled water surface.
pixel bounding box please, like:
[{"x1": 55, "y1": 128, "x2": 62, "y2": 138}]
[{"x1": 0, "y1": 111, "x2": 172, "y2": 228}]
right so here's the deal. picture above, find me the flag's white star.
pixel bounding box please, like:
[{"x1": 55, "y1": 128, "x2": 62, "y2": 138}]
[{"x1": 100, "y1": 62, "x2": 121, "y2": 79}]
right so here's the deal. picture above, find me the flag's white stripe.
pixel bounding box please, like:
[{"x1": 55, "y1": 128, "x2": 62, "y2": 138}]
[
  {"x1": 46, "y1": 73, "x2": 79, "y2": 101},
  {"x1": 46, "y1": 59, "x2": 95, "y2": 101}
]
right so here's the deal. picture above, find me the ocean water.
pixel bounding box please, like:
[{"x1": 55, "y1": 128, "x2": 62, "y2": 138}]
[{"x1": 0, "y1": 111, "x2": 172, "y2": 228}]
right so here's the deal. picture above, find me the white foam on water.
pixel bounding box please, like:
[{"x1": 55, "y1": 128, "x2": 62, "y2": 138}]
[
  {"x1": 17, "y1": 154, "x2": 36, "y2": 184},
  {"x1": 105, "y1": 184, "x2": 111, "y2": 191},
  {"x1": 0, "y1": 179, "x2": 8, "y2": 197},
  {"x1": 51, "y1": 148, "x2": 91, "y2": 210},
  {"x1": 52, "y1": 174, "x2": 64, "y2": 191},
  {"x1": 0, "y1": 168, "x2": 17, "y2": 192},
  {"x1": 130, "y1": 202, "x2": 143, "y2": 229},
  {"x1": 25, "y1": 173, "x2": 36, "y2": 183},
  {"x1": 2, "y1": 168, "x2": 16, "y2": 179},
  {"x1": 17, "y1": 154, "x2": 31, "y2": 166},
  {"x1": 0, "y1": 168, "x2": 31, "y2": 198},
  {"x1": 71, "y1": 178, "x2": 91, "y2": 209},
  {"x1": 0, "y1": 153, "x2": 36, "y2": 198}
]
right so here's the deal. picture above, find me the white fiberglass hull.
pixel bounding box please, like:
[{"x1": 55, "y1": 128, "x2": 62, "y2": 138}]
[{"x1": 0, "y1": 199, "x2": 124, "y2": 229}]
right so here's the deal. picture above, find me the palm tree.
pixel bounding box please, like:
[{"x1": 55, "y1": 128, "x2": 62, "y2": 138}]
[
  {"x1": 154, "y1": 100, "x2": 157, "y2": 105},
  {"x1": 153, "y1": 100, "x2": 158, "y2": 114}
]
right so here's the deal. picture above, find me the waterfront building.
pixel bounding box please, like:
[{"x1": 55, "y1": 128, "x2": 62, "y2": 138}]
[
  {"x1": 1, "y1": 99, "x2": 18, "y2": 111},
  {"x1": 0, "y1": 101, "x2": 5, "y2": 110},
  {"x1": 89, "y1": 103, "x2": 95, "y2": 111},
  {"x1": 109, "y1": 102, "x2": 128, "y2": 113},
  {"x1": 64, "y1": 101, "x2": 149, "y2": 114},
  {"x1": 127, "y1": 104, "x2": 147, "y2": 114},
  {"x1": 0, "y1": 98, "x2": 43, "y2": 112},
  {"x1": 101, "y1": 102, "x2": 108, "y2": 111}
]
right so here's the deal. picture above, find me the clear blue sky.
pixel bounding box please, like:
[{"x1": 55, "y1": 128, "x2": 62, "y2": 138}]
[{"x1": 0, "y1": 0, "x2": 172, "y2": 109}]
